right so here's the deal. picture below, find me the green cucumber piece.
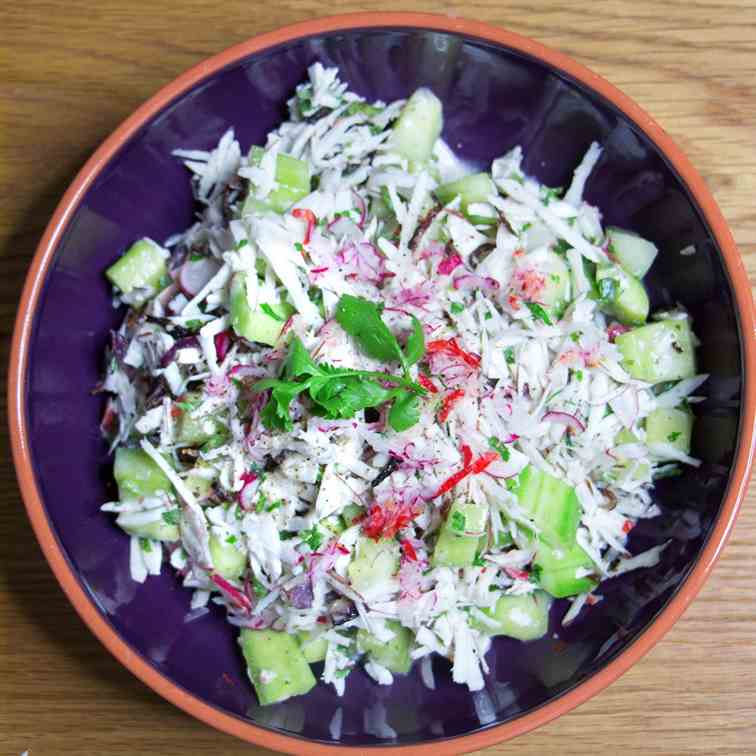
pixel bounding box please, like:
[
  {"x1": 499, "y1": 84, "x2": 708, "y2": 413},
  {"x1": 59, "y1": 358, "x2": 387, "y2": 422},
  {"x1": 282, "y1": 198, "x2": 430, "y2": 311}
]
[
  {"x1": 434, "y1": 173, "x2": 496, "y2": 216},
  {"x1": 616, "y1": 319, "x2": 696, "y2": 382},
  {"x1": 512, "y1": 466, "x2": 581, "y2": 548},
  {"x1": 471, "y1": 591, "x2": 552, "y2": 641},
  {"x1": 345, "y1": 101, "x2": 383, "y2": 118},
  {"x1": 175, "y1": 393, "x2": 227, "y2": 446},
  {"x1": 645, "y1": 406, "x2": 693, "y2": 455},
  {"x1": 105, "y1": 239, "x2": 167, "y2": 304},
  {"x1": 239, "y1": 629, "x2": 316, "y2": 705},
  {"x1": 432, "y1": 500, "x2": 487, "y2": 567},
  {"x1": 296, "y1": 630, "x2": 328, "y2": 663},
  {"x1": 357, "y1": 620, "x2": 413, "y2": 675},
  {"x1": 229, "y1": 272, "x2": 294, "y2": 346},
  {"x1": 116, "y1": 516, "x2": 179, "y2": 542},
  {"x1": 243, "y1": 147, "x2": 311, "y2": 215},
  {"x1": 596, "y1": 266, "x2": 649, "y2": 326},
  {"x1": 348, "y1": 537, "x2": 400, "y2": 595},
  {"x1": 391, "y1": 88, "x2": 443, "y2": 163},
  {"x1": 606, "y1": 227, "x2": 658, "y2": 279},
  {"x1": 184, "y1": 467, "x2": 216, "y2": 500},
  {"x1": 611, "y1": 429, "x2": 650, "y2": 480},
  {"x1": 533, "y1": 251, "x2": 571, "y2": 312},
  {"x1": 534, "y1": 541, "x2": 598, "y2": 598},
  {"x1": 209, "y1": 534, "x2": 247, "y2": 579},
  {"x1": 114, "y1": 446, "x2": 172, "y2": 499},
  {"x1": 341, "y1": 503, "x2": 364, "y2": 529}
]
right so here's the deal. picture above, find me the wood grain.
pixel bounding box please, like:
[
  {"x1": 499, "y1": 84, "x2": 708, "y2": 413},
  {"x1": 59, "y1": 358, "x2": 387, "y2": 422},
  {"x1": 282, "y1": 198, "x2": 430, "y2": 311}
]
[{"x1": 1, "y1": 2, "x2": 755, "y2": 754}]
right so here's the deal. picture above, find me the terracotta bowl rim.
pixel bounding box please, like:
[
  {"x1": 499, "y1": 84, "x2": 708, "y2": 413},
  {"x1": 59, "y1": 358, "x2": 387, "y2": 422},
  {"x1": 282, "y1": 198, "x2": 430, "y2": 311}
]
[{"x1": 8, "y1": 12, "x2": 756, "y2": 755}]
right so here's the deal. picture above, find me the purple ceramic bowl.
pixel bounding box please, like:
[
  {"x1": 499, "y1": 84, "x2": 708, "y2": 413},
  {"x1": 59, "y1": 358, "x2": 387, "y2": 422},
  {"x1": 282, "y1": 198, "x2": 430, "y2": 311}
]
[{"x1": 9, "y1": 13, "x2": 755, "y2": 755}]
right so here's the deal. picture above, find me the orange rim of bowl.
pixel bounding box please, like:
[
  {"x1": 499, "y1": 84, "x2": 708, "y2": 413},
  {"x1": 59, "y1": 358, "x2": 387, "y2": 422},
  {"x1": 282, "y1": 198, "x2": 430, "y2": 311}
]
[{"x1": 8, "y1": 12, "x2": 756, "y2": 755}]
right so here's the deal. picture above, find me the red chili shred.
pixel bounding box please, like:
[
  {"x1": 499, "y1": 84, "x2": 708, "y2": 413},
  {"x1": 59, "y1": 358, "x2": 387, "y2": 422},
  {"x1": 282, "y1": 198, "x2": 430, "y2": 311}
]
[
  {"x1": 210, "y1": 573, "x2": 252, "y2": 612},
  {"x1": 292, "y1": 208, "x2": 317, "y2": 245},
  {"x1": 400, "y1": 539, "x2": 418, "y2": 561},
  {"x1": 437, "y1": 389, "x2": 465, "y2": 422},
  {"x1": 417, "y1": 373, "x2": 439, "y2": 394},
  {"x1": 461, "y1": 444, "x2": 473, "y2": 468},
  {"x1": 361, "y1": 500, "x2": 418, "y2": 540},
  {"x1": 430, "y1": 451, "x2": 499, "y2": 499},
  {"x1": 426, "y1": 338, "x2": 481, "y2": 368},
  {"x1": 622, "y1": 519, "x2": 634, "y2": 534}
]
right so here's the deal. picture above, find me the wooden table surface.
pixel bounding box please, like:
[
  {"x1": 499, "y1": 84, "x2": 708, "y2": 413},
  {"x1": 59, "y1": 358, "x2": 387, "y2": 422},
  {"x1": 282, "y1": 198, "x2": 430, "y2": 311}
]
[{"x1": 1, "y1": 1, "x2": 755, "y2": 754}]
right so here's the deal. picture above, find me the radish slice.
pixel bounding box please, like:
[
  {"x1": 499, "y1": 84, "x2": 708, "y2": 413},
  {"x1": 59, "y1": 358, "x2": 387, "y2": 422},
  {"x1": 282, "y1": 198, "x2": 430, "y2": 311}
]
[
  {"x1": 179, "y1": 257, "x2": 222, "y2": 297},
  {"x1": 326, "y1": 215, "x2": 362, "y2": 240},
  {"x1": 351, "y1": 190, "x2": 367, "y2": 229},
  {"x1": 543, "y1": 410, "x2": 586, "y2": 433},
  {"x1": 453, "y1": 273, "x2": 500, "y2": 291}
]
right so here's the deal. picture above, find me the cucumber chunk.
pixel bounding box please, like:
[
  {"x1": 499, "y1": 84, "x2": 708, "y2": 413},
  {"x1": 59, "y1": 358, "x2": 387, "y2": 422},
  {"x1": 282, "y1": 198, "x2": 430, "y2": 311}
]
[
  {"x1": 596, "y1": 266, "x2": 649, "y2": 326},
  {"x1": 242, "y1": 147, "x2": 311, "y2": 215},
  {"x1": 239, "y1": 629, "x2": 316, "y2": 705},
  {"x1": 646, "y1": 406, "x2": 693, "y2": 455},
  {"x1": 512, "y1": 465, "x2": 581, "y2": 548},
  {"x1": 518, "y1": 251, "x2": 571, "y2": 313},
  {"x1": 116, "y1": 515, "x2": 179, "y2": 542},
  {"x1": 175, "y1": 393, "x2": 227, "y2": 446},
  {"x1": 432, "y1": 500, "x2": 487, "y2": 567},
  {"x1": 534, "y1": 541, "x2": 598, "y2": 598},
  {"x1": 209, "y1": 534, "x2": 247, "y2": 579},
  {"x1": 606, "y1": 227, "x2": 658, "y2": 279},
  {"x1": 616, "y1": 319, "x2": 696, "y2": 382},
  {"x1": 347, "y1": 537, "x2": 400, "y2": 596},
  {"x1": 184, "y1": 467, "x2": 216, "y2": 500},
  {"x1": 391, "y1": 88, "x2": 443, "y2": 164},
  {"x1": 114, "y1": 446, "x2": 172, "y2": 499},
  {"x1": 471, "y1": 591, "x2": 552, "y2": 641},
  {"x1": 611, "y1": 429, "x2": 650, "y2": 481},
  {"x1": 105, "y1": 239, "x2": 168, "y2": 304},
  {"x1": 357, "y1": 620, "x2": 413, "y2": 674},
  {"x1": 230, "y1": 272, "x2": 294, "y2": 346},
  {"x1": 340, "y1": 503, "x2": 364, "y2": 529},
  {"x1": 296, "y1": 630, "x2": 328, "y2": 663},
  {"x1": 434, "y1": 173, "x2": 496, "y2": 216}
]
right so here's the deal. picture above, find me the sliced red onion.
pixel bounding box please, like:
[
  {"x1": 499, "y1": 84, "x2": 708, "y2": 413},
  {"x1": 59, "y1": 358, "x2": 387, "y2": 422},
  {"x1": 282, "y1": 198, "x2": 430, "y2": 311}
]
[
  {"x1": 326, "y1": 215, "x2": 362, "y2": 240},
  {"x1": 543, "y1": 410, "x2": 586, "y2": 433},
  {"x1": 214, "y1": 330, "x2": 232, "y2": 362},
  {"x1": 351, "y1": 189, "x2": 367, "y2": 229},
  {"x1": 437, "y1": 253, "x2": 463, "y2": 275},
  {"x1": 453, "y1": 273, "x2": 500, "y2": 291},
  {"x1": 287, "y1": 581, "x2": 314, "y2": 609},
  {"x1": 607, "y1": 322, "x2": 631, "y2": 343},
  {"x1": 210, "y1": 573, "x2": 252, "y2": 613},
  {"x1": 160, "y1": 335, "x2": 198, "y2": 367},
  {"x1": 418, "y1": 240, "x2": 446, "y2": 261},
  {"x1": 178, "y1": 257, "x2": 222, "y2": 297},
  {"x1": 335, "y1": 241, "x2": 392, "y2": 284}
]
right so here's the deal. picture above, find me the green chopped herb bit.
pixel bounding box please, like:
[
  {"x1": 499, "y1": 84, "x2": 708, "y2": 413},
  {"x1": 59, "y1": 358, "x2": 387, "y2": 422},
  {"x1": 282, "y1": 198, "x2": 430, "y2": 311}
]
[
  {"x1": 472, "y1": 553, "x2": 486, "y2": 567},
  {"x1": 567, "y1": 217, "x2": 576, "y2": 227},
  {"x1": 667, "y1": 431, "x2": 682, "y2": 442},
  {"x1": 176, "y1": 399, "x2": 201, "y2": 412},
  {"x1": 140, "y1": 538, "x2": 153, "y2": 553},
  {"x1": 450, "y1": 510, "x2": 466, "y2": 533},
  {"x1": 252, "y1": 578, "x2": 268, "y2": 597},
  {"x1": 542, "y1": 186, "x2": 564, "y2": 205},
  {"x1": 553, "y1": 239, "x2": 572, "y2": 255},
  {"x1": 189, "y1": 253, "x2": 205, "y2": 262},
  {"x1": 259, "y1": 303, "x2": 285, "y2": 322},
  {"x1": 162, "y1": 509, "x2": 181, "y2": 526},
  {"x1": 574, "y1": 369, "x2": 584, "y2": 382},
  {"x1": 294, "y1": 242, "x2": 304, "y2": 253},
  {"x1": 335, "y1": 667, "x2": 352, "y2": 678},
  {"x1": 236, "y1": 239, "x2": 248, "y2": 250},
  {"x1": 488, "y1": 436, "x2": 511, "y2": 461},
  {"x1": 570, "y1": 331, "x2": 582, "y2": 343},
  {"x1": 504, "y1": 347, "x2": 515, "y2": 365},
  {"x1": 184, "y1": 319, "x2": 205, "y2": 332},
  {"x1": 505, "y1": 476, "x2": 519, "y2": 492},
  {"x1": 226, "y1": 534, "x2": 238, "y2": 545},
  {"x1": 300, "y1": 526, "x2": 323, "y2": 551},
  {"x1": 255, "y1": 493, "x2": 268, "y2": 513},
  {"x1": 266, "y1": 499, "x2": 283, "y2": 512},
  {"x1": 450, "y1": 302, "x2": 464, "y2": 314},
  {"x1": 521, "y1": 222, "x2": 532, "y2": 232},
  {"x1": 525, "y1": 302, "x2": 553, "y2": 325},
  {"x1": 484, "y1": 311, "x2": 493, "y2": 320},
  {"x1": 280, "y1": 530, "x2": 296, "y2": 540}
]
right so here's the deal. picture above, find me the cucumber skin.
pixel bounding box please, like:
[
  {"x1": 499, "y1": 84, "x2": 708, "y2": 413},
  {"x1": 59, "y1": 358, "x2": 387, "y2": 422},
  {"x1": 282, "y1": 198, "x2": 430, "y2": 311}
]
[
  {"x1": 391, "y1": 88, "x2": 443, "y2": 163},
  {"x1": 616, "y1": 319, "x2": 696, "y2": 383},
  {"x1": 357, "y1": 620, "x2": 413, "y2": 674},
  {"x1": 244, "y1": 147, "x2": 310, "y2": 214},
  {"x1": 534, "y1": 541, "x2": 598, "y2": 598},
  {"x1": 114, "y1": 447, "x2": 172, "y2": 499},
  {"x1": 646, "y1": 406, "x2": 694, "y2": 455},
  {"x1": 432, "y1": 500, "x2": 487, "y2": 568},
  {"x1": 105, "y1": 239, "x2": 167, "y2": 301},
  {"x1": 239, "y1": 629, "x2": 316, "y2": 706},
  {"x1": 472, "y1": 591, "x2": 552, "y2": 641},
  {"x1": 229, "y1": 272, "x2": 294, "y2": 346}
]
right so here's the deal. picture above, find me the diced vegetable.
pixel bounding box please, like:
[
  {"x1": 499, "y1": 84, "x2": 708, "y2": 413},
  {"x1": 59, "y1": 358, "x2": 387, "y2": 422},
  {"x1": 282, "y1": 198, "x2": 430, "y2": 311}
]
[
  {"x1": 296, "y1": 630, "x2": 328, "y2": 663},
  {"x1": 116, "y1": 516, "x2": 178, "y2": 542},
  {"x1": 512, "y1": 465, "x2": 582, "y2": 548},
  {"x1": 209, "y1": 534, "x2": 247, "y2": 579},
  {"x1": 471, "y1": 591, "x2": 552, "y2": 640},
  {"x1": 230, "y1": 272, "x2": 294, "y2": 346},
  {"x1": 616, "y1": 319, "x2": 697, "y2": 382},
  {"x1": 533, "y1": 251, "x2": 571, "y2": 313},
  {"x1": 391, "y1": 88, "x2": 443, "y2": 164},
  {"x1": 606, "y1": 227, "x2": 658, "y2": 279},
  {"x1": 646, "y1": 406, "x2": 693, "y2": 455},
  {"x1": 239, "y1": 628, "x2": 316, "y2": 705},
  {"x1": 432, "y1": 500, "x2": 487, "y2": 567},
  {"x1": 357, "y1": 620, "x2": 413, "y2": 674},
  {"x1": 114, "y1": 446, "x2": 173, "y2": 499},
  {"x1": 175, "y1": 393, "x2": 228, "y2": 445},
  {"x1": 596, "y1": 266, "x2": 649, "y2": 326},
  {"x1": 242, "y1": 147, "x2": 311, "y2": 215},
  {"x1": 434, "y1": 173, "x2": 496, "y2": 216},
  {"x1": 105, "y1": 239, "x2": 167, "y2": 304},
  {"x1": 534, "y1": 541, "x2": 598, "y2": 598},
  {"x1": 341, "y1": 503, "x2": 364, "y2": 529},
  {"x1": 348, "y1": 537, "x2": 400, "y2": 595}
]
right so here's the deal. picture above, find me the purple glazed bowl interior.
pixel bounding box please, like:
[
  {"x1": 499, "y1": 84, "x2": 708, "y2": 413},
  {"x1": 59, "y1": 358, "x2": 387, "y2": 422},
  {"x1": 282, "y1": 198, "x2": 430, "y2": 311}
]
[{"x1": 25, "y1": 26, "x2": 744, "y2": 747}]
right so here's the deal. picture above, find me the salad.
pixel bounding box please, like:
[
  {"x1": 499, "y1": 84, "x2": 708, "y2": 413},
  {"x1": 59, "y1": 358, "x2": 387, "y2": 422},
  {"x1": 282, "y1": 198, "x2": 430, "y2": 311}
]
[{"x1": 99, "y1": 63, "x2": 707, "y2": 705}]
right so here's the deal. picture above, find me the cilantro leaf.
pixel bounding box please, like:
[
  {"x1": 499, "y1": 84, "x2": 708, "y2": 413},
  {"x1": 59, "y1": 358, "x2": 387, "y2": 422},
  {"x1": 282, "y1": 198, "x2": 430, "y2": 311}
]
[
  {"x1": 162, "y1": 509, "x2": 181, "y2": 526},
  {"x1": 300, "y1": 526, "x2": 323, "y2": 551},
  {"x1": 450, "y1": 511, "x2": 466, "y2": 533},
  {"x1": 488, "y1": 437, "x2": 510, "y2": 461},
  {"x1": 525, "y1": 302, "x2": 553, "y2": 325},
  {"x1": 335, "y1": 294, "x2": 403, "y2": 365},
  {"x1": 260, "y1": 303, "x2": 285, "y2": 322},
  {"x1": 504, "y1": 346, "x2": 515, "y2": 365},
  {"x1": 403, "y1": 316, "x2": 425, "y2": 366},
  {"x1": 388, "y1": 390, "x2": 421, "y2": 432},
  {"x1": 450, "y1": 302, "x2": 464, "y2": 314}
]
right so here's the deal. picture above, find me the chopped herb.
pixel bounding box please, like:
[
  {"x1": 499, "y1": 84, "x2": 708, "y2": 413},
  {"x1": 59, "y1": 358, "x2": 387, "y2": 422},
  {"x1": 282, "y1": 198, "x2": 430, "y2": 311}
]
[
  {"x1": 300, "y1": 526, "x2": 323, "y2": 551},
  {"x1": 553, "y1": 239, "x2": 572, "y2": 255},
  {"x1": 162, "y1": 509, "x2": 181, "y2": 526},
  {"x1": 525, "y1": 302, "x2": 553, "y2": 325},
  {"x1": 472, "y1": 553, "x2": 486, "y2": 567},
  {"x1": 521, "y1": 222, "x2": 532, "y2": 232},
  {"x1": 225, "y1": 534, "x2": 238, "y2": 545},
  {"x1": 567, "y1": 217, "x2": 576, "y2": 227},
  {"x1": 266, "y1": 499, "x2": 283, "y2": 512},
  {"x1": 184, "y1": 319, "x2": 204, "y2": 332},
  {"x1": 570, "y1": 331, "x2": 582, "y2": 343},
  {"x1": 335, "y1": 667, "x2": 352, "y2": 678},
  {"x1": 255, "y1": 493, "x2": 268, "y2": 513},
  {"x1": 280, "y1": 530, "x2": 296, "y2": 540},
  {"x1": 504, "y1": 346, "x2": 515, "y2": 365},
  {"x1": 574, "y1": 369, "x2": 584, "y2": 382},
  {"x1": 176, "y1": 399, "x2": 201, "y2": 412},
  {"x1": 294, "y1": 242, "x2": 304, "y2": 253},
  {"x1": 140, "y1": 538, "x2": 152, "y2": 553},
  {"x1": 189, "y1": 253, "x2": 205, "y2": 262},
  {"x1": 667, "y1": 431, "x2": 682, "y2": 442},
  {"x1": 488, "y1": 436, "x2": 511, "y2": 461},
  {"x1": 542, "y1": 186, "x2": 564, "y2": 205},
  {"x1": 236, "y1": 239, "x2": 248, "y2": 250},
  {"x1": 260, "y1": 303, "x2": 285, "y2": 322},
  {"x1": 505, "y1": 476, "x2": 519, "y2": 492},
  {"x1": 550, "y1": 274, "x2": 561, "y2": 284},
  {"x1": 450, "y1": 302, "x2": 464, "y2": 314},
  {"x1": 252, "y1": 578, "x2": 268, "y2": 597},
  {"x1": 450, "y1": 511, "x2": 466, "y2": 533},
  {"x1": 484, "y1": 311, "x2": 493, "y2": 320}
]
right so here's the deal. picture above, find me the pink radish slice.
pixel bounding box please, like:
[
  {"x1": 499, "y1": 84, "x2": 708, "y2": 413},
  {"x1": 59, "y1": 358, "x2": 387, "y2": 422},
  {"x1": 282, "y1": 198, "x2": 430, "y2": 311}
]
[{"x1": 178, "y1": 257, "x2": 222, "y2": 297}]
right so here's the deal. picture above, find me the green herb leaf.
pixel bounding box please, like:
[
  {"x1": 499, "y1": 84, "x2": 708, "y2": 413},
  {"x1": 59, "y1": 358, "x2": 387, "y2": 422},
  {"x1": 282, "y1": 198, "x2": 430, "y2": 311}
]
[
  {"x1": 140, "y1": 538, "x2": 153, "y2": 553},
  {"x1": 259, "y1": 303, "x2": 285, "y2": 322},
  {"x1": 450, "y1": 302, "x2": 464, "y2": 314},
  {"x1": 388, "y1": 391, "x2": 421, "y2": 432},
  {"x1": 553, "y1": 239, "x2": 571, "y2": 255},
  {"x1": 450, "y1": 511, "x2": 466, "y2": 533},
  {"x1": 335, "y1": 294, "x2": 403, "y2": 364},
  {"x1": 252, "y1": 578, "x2": 268, "y2": 597},
  {"x1": 525, "y1": 302, "x2": 553, "y2": 325},
  {"x1": 570, "y1": 331, "x2": 582, "y2": 343},
  {"x1": 176, "y1": 399, "x2": 201, "y2": 412},
  {"x1": 162, "y1": 509, "x2": 181, "y2": 526},
  {"x1": 184, "y1": 319, "x2": 205, "y2": 332},
  {"x1": 403, "y1": 316, "x2": 425, "y2": 366},
  {"x1": 226, "y1": 534, "x2": 238, "y2": 545},
  {"x1": 472, "y1": 553, "x2": 486, "y2": 567},
  {"x1": 488, "y1": 437, "x2": 511, "y2": 462},
  {"x1": 667, "y1": 431, "x2": 682, "y2": 442},
  {"x1": 504, "y1": 347, "x2": 515, "y2": 365},
  {"x1": 300, "y1": 526, "x2": 323, "y2": 551},
  {"x1": 597, "y1": 276, "x2": 619, "y2": 306}
]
